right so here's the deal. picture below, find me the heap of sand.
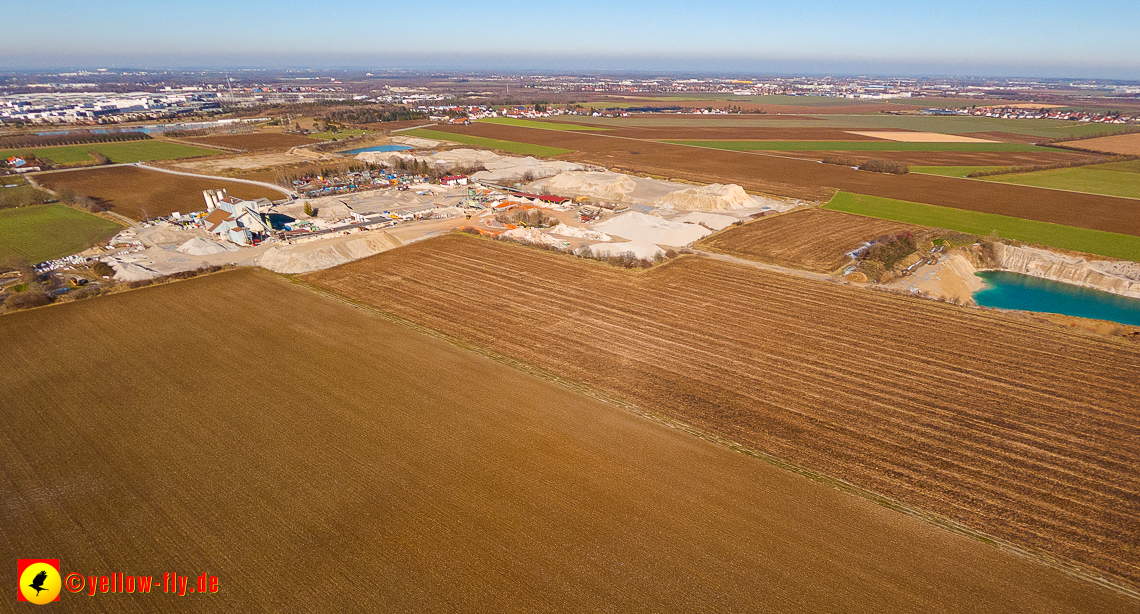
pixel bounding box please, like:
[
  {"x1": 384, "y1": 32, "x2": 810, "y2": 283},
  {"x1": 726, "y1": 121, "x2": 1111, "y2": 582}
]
[
  {"x1": 356, "y1": 148, "x2": 584, "y2": 183},
  {"x1": 671, "y1": 212, "x2": 740, "y2": 230},
  {"x1": 176, "y1": 237, "x2": 230, "y2": 256},
  {"x1": 500, "y1": 227, "x2": 565, "y2": 247},
  {"x1": 548, "y1": 224, "x2": 612, "y2": 241},
  {"x1": 656, "y1": 184, "x2": 753, "y2": 211},
  {"x1": 537, "y1": 172, "x2": 637, "y2": 202},
  {"x1": 258, "y1": 231, "x2": 402, "y2": 274},
  {"x1": 594, "y1": 211, "x2": 711, "y2": 246}
]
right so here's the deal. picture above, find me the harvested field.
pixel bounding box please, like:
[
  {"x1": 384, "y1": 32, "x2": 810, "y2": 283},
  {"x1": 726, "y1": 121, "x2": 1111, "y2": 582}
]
[
  {"x1": 1059, "y1": 133, "x2": 1140, "y2": 155},
  {"x1": 777, "y1": 149, "x2": 1103, "y2": 167},
  {"x1": 5, "y1": 269, "x2": 1135, "y2": 612},
  {"x1": 606, "y1": 126, "x2": 886, "y2": 141},
  {"x1": 185, "y1": 132, "x2": 319, "y2": 150},
  {"x1": 429, "y1": 123, "x2": 1140, "y2": 234},
  {"x1": 35, "y1": 166, "x2": 286, "y2": 220},
  {"x1": 697, "y1": 208, "x2": 924, "y2": 272},
  {"x1": 305, "y1": 234, "x2": 1140, "y2": 591}
]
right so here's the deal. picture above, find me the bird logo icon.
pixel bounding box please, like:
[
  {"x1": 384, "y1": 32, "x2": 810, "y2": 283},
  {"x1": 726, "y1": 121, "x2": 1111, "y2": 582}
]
[{"x1": 17, "y1": 560, "x2": 60, "y2": 605}]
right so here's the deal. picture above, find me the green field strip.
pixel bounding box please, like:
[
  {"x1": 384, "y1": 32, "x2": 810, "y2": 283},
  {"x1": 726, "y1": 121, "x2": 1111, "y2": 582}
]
[
  {"x1": 666, "y1": 140, "x2": 1049, "y2": 152},
  {"x1": 981, "y1": 167, "x2": 1140, "y2": 200},
  {"x1": 0, "y1": 141, "x2": 222, "y2": 165},
  {"x1": 0, "y1": 204, "x2": 122, "y2": 262},
  {"x1": 912, "y1": 166, "x2": 1006, "y2": 177},
  {"x1": 824, "y1": 191, "x2": 1140, "y2": 261},
  {"x1": 479, "y1": 117, "x2": 608, "y2": 131},
  {"x1": 405, "y1": 129, "x2": 572, "y2": 156}
]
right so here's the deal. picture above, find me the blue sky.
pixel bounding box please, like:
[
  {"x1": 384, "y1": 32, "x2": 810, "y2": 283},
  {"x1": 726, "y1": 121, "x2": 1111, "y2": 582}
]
[{"x1": 4, "y1": 0, "x2": 1139, "y2": 78}]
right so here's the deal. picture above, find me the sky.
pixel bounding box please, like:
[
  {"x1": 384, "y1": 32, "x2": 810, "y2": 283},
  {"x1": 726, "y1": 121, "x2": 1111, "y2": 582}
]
[{"x1": 4, "y1": 0, "x2": 1140, "y2": 79}]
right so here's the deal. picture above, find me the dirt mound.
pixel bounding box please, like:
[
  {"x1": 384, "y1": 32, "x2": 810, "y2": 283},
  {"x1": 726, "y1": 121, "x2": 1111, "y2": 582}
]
[
  {"x1": 258, "y1": 231, "x2": 401, "y2": 273},
  {"x1": 595, "y1": 211, "x2": 711, "y2": 246},
  {"x1": 177, "y1": 237, "x2": 230, "y2": 256},
  {"x1": 657, "y1": 183, "x2": 753, "y2": 211}
]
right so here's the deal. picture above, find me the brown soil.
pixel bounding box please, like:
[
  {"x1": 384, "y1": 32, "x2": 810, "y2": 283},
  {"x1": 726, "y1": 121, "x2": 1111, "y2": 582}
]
[
  {"x1": 960, "y1": 131, "x2": 1049, "y2": 144},
  {"x1": 605, "y1": 127, "x2": 887, "y2": 140},
  {"x1": 1058, "y1": 133, "x2": 1140, "y2": 155},
  {"x1": 306, "y1": 234, "x2": 1140, "y2": 590},
  {"x1": 699, "y1": 208, "x2": 925, "y2": 272},
  {"x1": 186, "y1": 132, "x2": 319, "y2": 150},
  {"x1": 4, "y1": 268, "x2": 1135, "y2": 612},
  {"x1": 431, "y1": 123, "x2": 1140, "y2": 234},
  {"x1": 36, "y1": 166, "x2": 286, "y2": 220}
]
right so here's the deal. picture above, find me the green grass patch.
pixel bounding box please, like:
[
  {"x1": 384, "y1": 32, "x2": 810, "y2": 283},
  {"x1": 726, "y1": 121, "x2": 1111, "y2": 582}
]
[
  {"x1": 0, "y1": 204, "x2": 122, "y2": 262},
  {"x1": 307, "y1": 129, "x2": 368, "y2": 141},
  {"x1": 982, "y1": 166, "x2": 1140, "y2": 200},
  {"x1": 0, "y1": 141, "x2": 222, "y2": 166},
  {"x1": 480, "y1": 117, "x2": 608, "y2": 131},
  {"x1": 912, "y1": 166, "x2": 1005, "y2": 177},
  {"x1": 1093, "y1": 160, "x2": 1140, "y2": 174},
  {"x1": 405, "y1": 129, "x2": 572, "y2": 156},
  {"x1": 824, "y1": 191, "x2": 1140, "y2": 261},
  {"x1": 668, "y1": 140, "x2": 1048, "y2": 152}
]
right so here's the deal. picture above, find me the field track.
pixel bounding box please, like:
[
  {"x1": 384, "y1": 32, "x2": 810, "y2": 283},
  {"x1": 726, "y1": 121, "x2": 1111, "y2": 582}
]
[
  {"x1": 698, "y1": 208, "x2": 924, "y2": 272},
  {"x1": 306, "y1": 234, "x2": 1140, "y2": 589},
  {"x1": 4, "y1": 269, "x2": 1136, "y2": 612},
  {"x1": 427, "y1": 123, "x2": 1140, "y2": 235}
]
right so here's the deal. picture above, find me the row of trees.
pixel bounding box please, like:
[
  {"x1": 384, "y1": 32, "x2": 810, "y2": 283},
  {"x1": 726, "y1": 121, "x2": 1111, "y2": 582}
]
[{"x1": 0, "y1": 130, "x2": 151, "y2": 150}]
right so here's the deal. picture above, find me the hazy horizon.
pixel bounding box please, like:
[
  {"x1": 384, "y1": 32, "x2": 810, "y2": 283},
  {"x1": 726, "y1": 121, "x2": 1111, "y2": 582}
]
[{"x1": 4, "y1": 0, "x2": 1139, "y2": 80}]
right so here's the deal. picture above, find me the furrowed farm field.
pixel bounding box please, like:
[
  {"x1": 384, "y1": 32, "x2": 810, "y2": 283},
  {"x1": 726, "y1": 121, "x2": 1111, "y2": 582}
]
[
  {"x1": 0, "y1": 140, "x2": 222, "y2": 166},
  {"x1": 696, "y1": 208, "x2": 924, "y2": 272},
  {"x1": 479, "y1": 117, "x2": 609, "y2": 131},
  {"x1": 825, "y1": 191, "x2": 1140, "y2": 261},
  {"x1": 0, "y1": 204, "x2": 121, "y2": 261},
  {"x1": 431, "y1": 122, "x2": 1140, "y2": 233},
  {"x1": 7, "y1": 269, "x2": 1135, "y2": 612},
  {"x1": 305, "y1": 235, "x2": 1140, "y2": 591},
  {"x1": 35, "y1": 166, "x2": 287, "y2": 220},
  {"x1": 1057, "y1": 132, "x2": 1140, "y2": 155}
]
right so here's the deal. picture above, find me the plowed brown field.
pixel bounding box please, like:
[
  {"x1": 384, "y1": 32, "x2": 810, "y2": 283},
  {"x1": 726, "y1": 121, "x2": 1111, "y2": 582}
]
[
  {"x1": 429, "y1": 123, "x2": 1140, "y2": 235},
  {"x1": 698, "y1": 208, "x2": 924, "y2": 272},
  {"x1": 1059, "y1": 133, "x2": 1140, "y2": 155},
  {"x1": 5, "y1": 268, "x2": 1135, "y2": 612},
  {"x1": 306, "y1": 234, "x2": 1140, "y2": 590},
  {"x1": 35, "y1": 166, "x2": 286, "y2": 219},
  {"x1": 776, "y1": 149, "x2": 1102, "y2": 167},
  {"x1": 186, "y1": 132, "x2": 318, "y2": 150}
]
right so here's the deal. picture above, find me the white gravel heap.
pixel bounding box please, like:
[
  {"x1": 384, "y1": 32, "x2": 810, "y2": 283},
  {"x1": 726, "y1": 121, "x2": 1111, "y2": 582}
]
[
  {"x1": 671, "y1": 212, "x2": 740, "y2": 231},
  {"x1": 583, "y1": 241, "x2": 665, "y2": 260},
  {"x1": 594, "y1": 211, "x2": 711, "y2": 246},
  {"x1": 548, "y1": 224, "x2": 612, "y2": 241},
  {"x1": 176, "y1": 237, "x2": 229, "y2": 256},
  {"x1": 656, "y1": 183, "x2": 753, "y2": 211}
]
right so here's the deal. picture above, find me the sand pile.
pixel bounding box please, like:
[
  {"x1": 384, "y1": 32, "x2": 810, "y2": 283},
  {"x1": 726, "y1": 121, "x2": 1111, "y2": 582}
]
[
  {"x1": 139, "y1": 224, "x2": 187, "y2": 245},
  {"x1": 258, "y1": 231, "x2": 402, "y2": 274},
  {"x1": 501, "y1": 227, "x2": 565, "y2": 248},
  {"x1": 671, "y1": 212, "x2": 740, "y2": 231},
  {"x1": 657, "y1": 184, "x2": 753, "y2": 211},
  {"x1": 595, "y1": 211, "x2": 711, "y2": 246},
  {"x1": 427, "y1": 148, "x2": 502, "y2": 167},
  {"x1": 315, "y1": 201, "x2": 353, "y2": 220},
  {"x1": 176, "y1": 237, "x2": 229, "y2": 256},
  {"x1": 391, "y1": 136, "x2": 445, "y2": 148},
  {"x1": 535, "y1": 172, "x2": 637, "y2": 202},
  {"x1": 583, "y1": 242, "x2": 664, "y2": 260},
  {"x1": 108, "y1": 260, "x2": 160, "y2": 281},
  {"x1": 549, "y1": 224, "x2": 611, "y2": 241}
]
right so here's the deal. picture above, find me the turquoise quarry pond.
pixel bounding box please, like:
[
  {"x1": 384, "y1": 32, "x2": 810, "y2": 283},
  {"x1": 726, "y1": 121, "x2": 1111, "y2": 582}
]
[{"x1": 973, "y1": 271, "x2": 1140, "y2": 326}]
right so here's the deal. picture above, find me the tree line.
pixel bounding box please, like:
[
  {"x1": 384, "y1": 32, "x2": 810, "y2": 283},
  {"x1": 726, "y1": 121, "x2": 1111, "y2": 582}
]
[{"x1": 0, "y1": 130, "x2": 151, "y2": 150}]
